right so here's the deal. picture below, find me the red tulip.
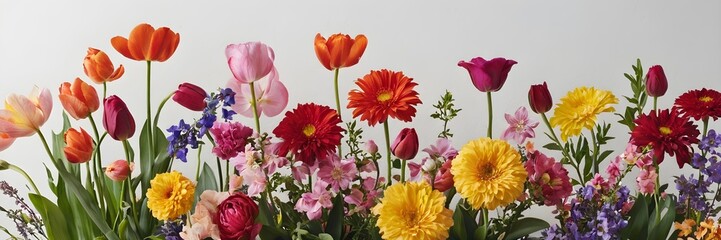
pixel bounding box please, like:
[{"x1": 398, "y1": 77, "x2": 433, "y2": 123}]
[
  {"x1": 103, "y1": 95, "x2": 135, "y2": 141},
  {"x1": 646, "y1": 65, "x2": 668, "y2": 97},
  {"x1": 391, "y1": 128, "x2": 419, "y2": 160},
  {"x1": 528, "y1": 82, "x2": 553, "y2": 114},
  {"x1": 64, "y1": 127, "x2": 94, "y2": 163},
  {"x1": 458, "y1": 57, "x2": 517, "y2": 92},
  {"x1": 173, "y1": 83, "x2": 207, "y2": 111},
  {"x1": 105, "y1": 160, "x2": 133, "y2": 181},
  {"x1": 216, "y1": 193, "x2": 262, "y2": 240}
]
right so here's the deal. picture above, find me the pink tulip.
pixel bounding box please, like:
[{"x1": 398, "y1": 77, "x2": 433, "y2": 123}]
[
  {"x1": 0, "y1": 133, "x2": 15, "y2": 151},
  {"x1": 226, "y1": 42, "x2": 276, "y2": 84},
  {"x1": 226, "y1": 71, "x2": 288, "y2": 118},
  {"x1": 105, "y1": 160, "x2": 134, "y2": 181},
  {"x1": 0, "y1": 87, "x2": 52, "y2": 138}
]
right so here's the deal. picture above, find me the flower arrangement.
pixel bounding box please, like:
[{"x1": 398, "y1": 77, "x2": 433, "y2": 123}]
[{"x1": 1, "y1": 23, "x2": 721, "y2": 240}]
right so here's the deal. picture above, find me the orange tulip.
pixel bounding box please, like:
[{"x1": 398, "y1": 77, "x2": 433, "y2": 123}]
[
  {"x1": 111, "y1": 23, "x2": 180, "y2": 62},
  {"x1": 0, "y1": 87, "x2": 52, "y2": 138},
  {"x1": 83, "y1": 48, "x2": 124, "y2": 84},
  {"x1": 59, "y1": 78, "x2": 99, "y2": 120},
  {"x1": 314, "y1": 33, "x2": 368, "y2": 70},
  {"x1": 64, "y1": 127, "x2": 94, "y2": 164}
]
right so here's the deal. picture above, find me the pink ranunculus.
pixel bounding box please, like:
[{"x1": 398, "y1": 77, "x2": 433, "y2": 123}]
[
  {"x1": 181, "y1": 190, "x2": 230, "y2": 240},
  {"x1": 637, "y1": 167, "x2": 657, "y2": 195},
  {"x1": 227, "y1": 71, "x2": 288, "y2": 118},
  {"x1": 317, "y1": 154, "x2": 358, "y2": 193},
  {"x1": 209, "y1": 121, "x2": 253, "y2": 160},
  {"x1": 295, "y1": 181, "x2": 334, "y2": 220},
  {"x1": 226, "y1": 42, "x2": 275, "y2": 84},
  {"x1": 525, "y1": 151, "x2": 572, "y2": 206},
  {"x1": 215, "y1": 192, "x2": 262, "y2": 240},
  {"x1": 457, "y1": 57, "x2": 517, "y2": 92},
  {"x1": 500, "y1": 107, "x2": 539, "y2": 145}
]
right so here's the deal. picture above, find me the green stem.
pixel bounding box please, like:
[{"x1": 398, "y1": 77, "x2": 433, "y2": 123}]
[
  {"x1": 486, "y1": 92, "x2": 493, "y2": 138},
  {"x1": 225, "y1": 160, "x2": 230, "y2": 191},
  {"x1": 653, "y1": 96, "x2": 658, "y2": 114},
  {"x1": 481, "y1": 208, "x2": 489, "y2": 236},
  {"x1": 88, "y1": 114, "x2": 106, "y2": 210},
  {"x1": 308, "y1": 174, "x2": 313, "y2": 190},
  {"x1": 383, "y1": 121, "x2": 393, "y2": 185},
  {"x1": 36, "y1": 130, "x2": 54, "y2": 162},
  {"x1": 401, "y1": 160, "x2": 407, "y2": 182},
  {"x1": 206, "y1": 133, "x2": 224, "y2": 188},
  {"x1": 8, "y1": 164, "x2": 41, "y2": 195},
  {"x1": 146, "y1": 61, "x2": 154, "y2": 157},
  {"x1": 249, "y1": 82, "x2": 261, "y2": 133},
  {"x1": 122, "y1": 140, "x2": 138, "y2": 220},
  {"x1": 103, "y1": 82, "x2": 107, "y2": 100},
  {"x1": 653, "y1": 155, "x2": 661, "y2": 223},
  {"x1": 333, "y1": 68, "x2": 343, "y2": 158},
  {"x1": 590, "y1": 129, "x2": 599, "y2": 174},
  {"x1": 152, "y1": 92, "x2": 174, "y2": 131},
  {"x1": 703, "y1": 118, "x2": 709, "y2": 138},
  {"x1": 541, "y1": 113, "x2": 581, "y2": 182},
  {"x1": 195, "y1": 145, "x2": 203, "y2": 181}
]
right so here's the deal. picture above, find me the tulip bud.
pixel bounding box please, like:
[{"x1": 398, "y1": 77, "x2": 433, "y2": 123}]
[
  {"x1": 528, "y1": 82, "x2": 553, "y2": 114},
  {"x1": 173, "y1": 83, "x2": 208, "y2": 111},
  {"x1": 391, "y1": 128, "x2": 419, "y2": 160},
  {"x1": 645, "y1": 65, "x2": 668, "y2": 97},
  {"x1": 0, "y1": 160, "x2": 9, "y2": 170},
  {"x1": 365, "y1": 140, "x2": 378, "y2": 155},
  {"x1": 83, "y1": 48, "x2": 124, "y2": 84},
  {"x1": 64, "y1": 128, "x2": 94, "y2": 164},
  {"x1": 59, "y1": 78, "x2": 100, "y2": 120},
  {"x1": 103, "y1": 95, "x2": 136, "y2": 141},
  {"x1": 105, "y1": 160, "x2": 133, "y2": 181}
]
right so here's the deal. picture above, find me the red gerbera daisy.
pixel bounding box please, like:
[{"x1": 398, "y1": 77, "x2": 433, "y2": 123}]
[
  {"x1": 631, "y1": 109, "x2": 700, "y2": 168},
  {"x1": 347, "y1": 69, "x2": 422, "y2": 126},
  {"x1": 273, "y1": 103, "x2": 344, "y2": 165},
  {"x1": 674, "y1": 88, "x2": 721, "y2": 121}
]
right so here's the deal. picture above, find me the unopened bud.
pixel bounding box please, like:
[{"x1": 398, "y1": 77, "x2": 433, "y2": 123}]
[{"x1": 0, "y1": 160, "x2": 9, "y2": 170}]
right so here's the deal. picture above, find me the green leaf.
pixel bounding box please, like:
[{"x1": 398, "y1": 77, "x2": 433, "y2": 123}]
[
  {"x1": 392, "y1": 159, "x2": 401, "y2": 169},
  {"x1": 29, "y1": 194, "x2": 72, "y2": 240},
  {"x1": 325, "y1": 195, "x2": 344, "y2": 240},
  {"x1": 259, "y1": 224, "x2": 289, "y2": 240},
  {"x1": 318, "y1": 233, "x2": 334, "y2": 240},
  {"x1": 648, "y1": 195, "x2": 676, "y2": 240},
  {"x1": 503, "y1": 217, "x2": 549, "y2": 240},
  {"x1": 257, "y1": 195, "x2": 277, "y2": 227},
  {"x1": 620, "y1": 193, "x2": 648, "y2": 240},
  {"x1": 474, "y1": 225, "x2": 487, "y2": 240},
  {"x1": 195, "y1": 163, "x2": 219, "y2": 206},
  {"x1": 542, "y1": 143, "x2": 562, "y2": 151},
  {"x1": 450, "y1": 204, "x2": 477, "y2": 240},
  {"x1": 139, "y1": 120, "x2": 154, "y2": 194}
]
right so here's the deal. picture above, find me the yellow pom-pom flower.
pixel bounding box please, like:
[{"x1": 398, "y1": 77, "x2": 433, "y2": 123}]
[
  {"x1": 146, "y1": 171, "x2": 196, "y2": 220},
  {"x1": 549, "y1": 87, "x2": 618, "y2": 141},
  {"x1": 372, "y1": 181, "x2": 453, "y2": 240},
  {"x1": 451, "y1": 138, "x2": 527, "y2": 210}
]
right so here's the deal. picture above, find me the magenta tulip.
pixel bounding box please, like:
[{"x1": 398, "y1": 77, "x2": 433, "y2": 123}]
[
  {"x1": 646, "y1": 65, "x2": 668, "y2": 97},
  {"x1": 391, "y1": 128, "x2": 419, "y2": 160},
  {"x1": 103, "y1": 95, "x2": 135, "y2": 141},
  {"x1": 173, "y1": 83, "x2": 207, "y2": 111},
  {"x1": 458, "y1": 57, "x2": 517, "y2": 92},
  {"x1": 226, "y1": 42, "x2": 276, "y2": 84},
  {"x1": 528, "y1": 82, "x2": 553, "y2": 114}
]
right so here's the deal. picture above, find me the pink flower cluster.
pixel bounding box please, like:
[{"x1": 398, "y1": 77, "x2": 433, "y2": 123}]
[
  {"x1": 209, "y1": 122, "x2": 253, "y2": 160},
  {"x1": 408, "y1": 138, "x2": 458, "y2": 192},
  {"x1": 524, "y1": 150, "x2": 572, "y2": 206}
]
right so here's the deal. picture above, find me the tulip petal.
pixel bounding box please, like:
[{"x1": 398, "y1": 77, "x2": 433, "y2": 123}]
[
  {"x1": 314, "y1": 34, "x2": 332, "y2": 70},
  {"x1": 128, "y1": 23, "x2": 155, "y2": 60},
  {"x1": 327, "y1": 34, "x2": 349, "y2": 70},
  {"x1": 0, "y1": 133, "x2": 15, "y2": 151},
  {"x1": 0, "y1": 111, "x2": 35, "y2": 137},
  {"x1": 345, "y1": 34, "x2": 368, "y2": 68},
  {"x1": 59, "y1": 94, "x2": 89, "y2": 120},
  {"x1": 111, "y1": 36, "x2": 136, "y2": 60},
  {"x1": 260, "y1": 69, "x2": 288, "y2": 117},
  {"x1": 150, "y1": 27, "x2": 179, "y2": 62},
  {"x1": 5, "y1": 94, "x2": 40, "y2": 130},
  {"x1": 227, "y1": 79, "x2": 254, "y2": 118}
]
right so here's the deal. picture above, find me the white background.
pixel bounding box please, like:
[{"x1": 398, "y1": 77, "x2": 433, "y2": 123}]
[{"x1": 1, "y1": 1, "x2": 720, "y2": 238}]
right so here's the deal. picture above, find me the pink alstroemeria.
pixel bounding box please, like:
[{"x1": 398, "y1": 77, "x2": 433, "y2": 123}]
[
  {"x1": 423, "y1": 138, "x2": 458, "y2": 161},
  {"x1": 291, "y1": 160, "x2": 319, "y2": 184},
  {"x1": 317, "y1": 155, "x2": 358, "y2": 193},
  {"x1": 260, "y1": 142, "x2": 289, "y2": 174},
  {"x1": 295, "y1": 181, "x2": 334, "y2": 220},
  {"x1": 501, "y1": 107, "x2": 539, "y2": 145},
  {"x1": 0, "y1": 87, "x2": 52, "y2": 138},
  {"x1": 226, "y1": 42, "x2": 275, "y2": 84},
  {"x1": 637, "y1": 167, "x2": 657, "y2": 195},
  {"x1": 409, "y1": 138, "x2": 458, "y2": 183},
  {"x1": 227, "y1": 72, "x2": 288, "y2": 118},
  {"x1": 230, "y1": 146, "x2": 267, "y2": 197}
]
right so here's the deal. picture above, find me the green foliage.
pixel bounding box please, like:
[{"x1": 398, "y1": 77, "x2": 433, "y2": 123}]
[
  {"x1": 616, "y1": 58, "x2": 648, "y2": 131},
  {"x1": 431, "y1": 91, "x2": 462, "y2": 138},
  {"x1": 344, "y1": 120, "x2": 368, "y2": 161}
]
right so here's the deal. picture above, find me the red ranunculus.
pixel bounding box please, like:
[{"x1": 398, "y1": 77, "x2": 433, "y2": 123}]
[{"x1": 215, "y1": 193, "x2": 262, "y2": 240}]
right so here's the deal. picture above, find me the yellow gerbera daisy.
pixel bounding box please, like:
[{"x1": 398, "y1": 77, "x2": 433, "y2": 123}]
[
  {"x1": 549, "y1": 87, "x2": 618, "y2": 141},
  {"x1": 146, "y1": 171, "x2": 196, "y2": 220},
  {"x1": 451, "y1": 138, "x2": 527, "y2": 210},
  {"x1": 372, "y1": 181, "x2": 453, "y2": 240}
]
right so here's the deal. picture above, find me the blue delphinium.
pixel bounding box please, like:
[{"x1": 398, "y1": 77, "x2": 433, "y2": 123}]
[
  {"x1": 159, "y1": 218, "x2": 184, "y2": 240},
  {"x1": 543, "y1": 186, "x2": 629, "y2": 240},
  {"x1": 675, "y1": 174, "x2": 711, "y2": 215}
]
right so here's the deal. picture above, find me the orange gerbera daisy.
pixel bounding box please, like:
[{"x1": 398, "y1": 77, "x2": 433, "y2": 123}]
[{"x1": 347, "y1": 69, "x2": 421, "y2": 126}]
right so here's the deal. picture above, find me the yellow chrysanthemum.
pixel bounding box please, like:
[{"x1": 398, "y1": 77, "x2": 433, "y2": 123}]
[
  {"x1": 372, "y1": 181, "x2": 453, "y2": 240},
  {"x1": 549, "y1": 87, "x2": 618, "y2": 141},
  {"x1": 146, "y1": 171, "x2": 196, "y2": 220},
  {"x1": 451, "y1": 138, "x2": 527, "y2": 210}
]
